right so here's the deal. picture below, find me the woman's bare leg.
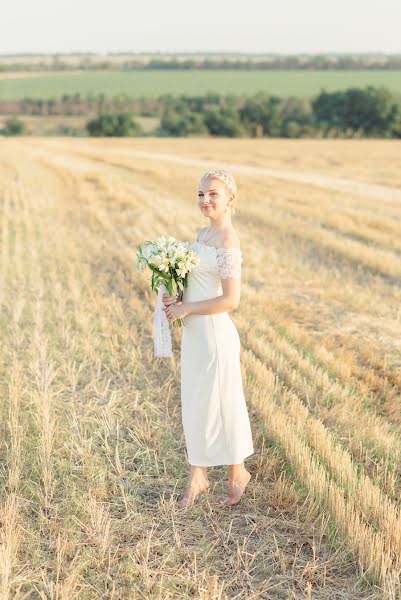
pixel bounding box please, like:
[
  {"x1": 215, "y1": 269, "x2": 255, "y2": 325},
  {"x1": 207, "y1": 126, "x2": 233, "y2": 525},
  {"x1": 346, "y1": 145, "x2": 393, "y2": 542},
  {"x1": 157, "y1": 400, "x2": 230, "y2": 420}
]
[
  {"x1": 221, "y1": 462, "x2": 251, "y2": 507},
  {"x1": 176, "y1": 465, "x2": 210, "y2": 508}
]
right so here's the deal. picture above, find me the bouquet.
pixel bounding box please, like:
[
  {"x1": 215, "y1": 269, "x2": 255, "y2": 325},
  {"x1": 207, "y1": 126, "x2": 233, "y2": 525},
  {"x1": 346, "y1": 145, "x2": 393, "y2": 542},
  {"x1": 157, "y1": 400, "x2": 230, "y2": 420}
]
[{"x1": 135, "y1": 235, "x2": 199, "y2": 357}]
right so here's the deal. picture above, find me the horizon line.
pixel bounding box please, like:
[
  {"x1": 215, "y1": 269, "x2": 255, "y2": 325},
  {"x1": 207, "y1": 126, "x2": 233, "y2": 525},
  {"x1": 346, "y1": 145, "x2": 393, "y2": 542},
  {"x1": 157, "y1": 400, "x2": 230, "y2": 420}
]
[{"x1": 1, "y1": 50, "x2": 401, "y2": 58}]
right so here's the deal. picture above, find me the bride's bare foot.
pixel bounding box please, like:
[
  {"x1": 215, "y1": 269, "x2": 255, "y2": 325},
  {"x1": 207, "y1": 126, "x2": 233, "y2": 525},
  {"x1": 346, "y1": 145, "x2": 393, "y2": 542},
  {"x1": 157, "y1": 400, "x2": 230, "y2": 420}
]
[
  {"x1": 176, "y1": 466, "x2": 210, "y2": 508},
  {"x1": 176, "y1": 478, "x2": 210, "y2": 508},
  {"x1": 221, "y1": 469, "x2": 251, "y2": 507}
]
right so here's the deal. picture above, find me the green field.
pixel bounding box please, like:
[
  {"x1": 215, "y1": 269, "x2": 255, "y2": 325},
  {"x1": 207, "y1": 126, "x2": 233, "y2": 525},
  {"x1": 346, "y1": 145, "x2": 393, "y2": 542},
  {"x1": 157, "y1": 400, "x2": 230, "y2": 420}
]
[{"x1": 1, "y1": 69, "x2": 401, "y2": 100}]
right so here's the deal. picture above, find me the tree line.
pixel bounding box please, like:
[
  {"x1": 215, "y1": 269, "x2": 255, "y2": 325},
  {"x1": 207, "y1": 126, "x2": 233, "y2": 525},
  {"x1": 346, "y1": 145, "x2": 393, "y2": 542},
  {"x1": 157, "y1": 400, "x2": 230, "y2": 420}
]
[
  {"x1": 0, "y1": 93, "x2": 158, "y2": 116},
  {"x1": 2, "y1": 86, "x2": 401, "y2": 138},
  {"x1": 1, "y1": 54, "x2": 401, "y2": 72}
]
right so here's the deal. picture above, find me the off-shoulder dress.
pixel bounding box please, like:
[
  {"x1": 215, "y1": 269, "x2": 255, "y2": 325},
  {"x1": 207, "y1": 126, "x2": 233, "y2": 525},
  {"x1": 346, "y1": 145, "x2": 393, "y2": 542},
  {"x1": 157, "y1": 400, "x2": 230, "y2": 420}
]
[{"x1": 180, "y1": 236, "x2": 254, "y2": 467}]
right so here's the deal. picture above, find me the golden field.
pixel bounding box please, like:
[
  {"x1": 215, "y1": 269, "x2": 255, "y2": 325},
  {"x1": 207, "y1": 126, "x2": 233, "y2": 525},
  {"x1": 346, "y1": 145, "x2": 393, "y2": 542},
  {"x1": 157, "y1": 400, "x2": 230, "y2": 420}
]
[{"x1": 0, "y1": 137, "x2": 401, "y2": 599}]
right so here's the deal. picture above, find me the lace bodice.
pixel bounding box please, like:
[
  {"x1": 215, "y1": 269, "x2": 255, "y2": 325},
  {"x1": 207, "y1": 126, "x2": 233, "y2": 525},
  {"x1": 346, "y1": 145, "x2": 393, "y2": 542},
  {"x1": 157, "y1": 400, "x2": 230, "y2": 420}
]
[
  {"x1": 153, "y1": 240, "x2": 243, "y2": 357},
  {"x1": 215, "y1": 247, "x2": 242, "y2": 279}
]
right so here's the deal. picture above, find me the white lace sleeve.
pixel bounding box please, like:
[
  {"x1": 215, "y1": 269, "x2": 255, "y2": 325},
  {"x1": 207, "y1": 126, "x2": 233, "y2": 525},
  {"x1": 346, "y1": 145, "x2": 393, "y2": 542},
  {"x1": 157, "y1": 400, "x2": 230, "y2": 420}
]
[{"x1": 216, "y1": 248, "x2": 242, "y2": 279}]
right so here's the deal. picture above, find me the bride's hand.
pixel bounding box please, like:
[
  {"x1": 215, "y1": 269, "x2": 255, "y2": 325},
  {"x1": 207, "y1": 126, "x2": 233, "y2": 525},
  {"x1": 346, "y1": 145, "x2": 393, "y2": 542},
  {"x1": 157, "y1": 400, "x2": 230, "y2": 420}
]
[
  {"x1": 162, "y1": 300, "x2": 188, "y2": 324},
  {"x1": 162, "y1": 292, "x2": 180, "y2": 306}
]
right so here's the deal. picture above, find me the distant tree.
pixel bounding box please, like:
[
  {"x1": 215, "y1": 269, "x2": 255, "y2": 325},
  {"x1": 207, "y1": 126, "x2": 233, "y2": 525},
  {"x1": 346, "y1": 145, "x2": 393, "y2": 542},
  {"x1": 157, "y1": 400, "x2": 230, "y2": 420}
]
[
  {"x1": 86, "y1": 113, "x2": 142, "y2": 136},
  {"x1": 159, "y1": 108, "x2": 208, "y2": 136},
  {"x1": 343, "y1": 87, "x2": 388, "y2": 133},
  {"x1": 94, "y1": 93, "x2": 107, "y2": 115},
  {"x1": 203, "y1": 106, "x2": 245, "y2": 137},
  {"x1": 282, "y1": 120, "x2": 302, "y2": 138},
  {"x1": 280, "y1": 96, "x2": 312, "y2": 123},
  {"x1": 239, "y1": 95, "x2": 282, "y2": 136},
  {"x1": 239, "y1": 98, "x2": 267, "y2": 135},
  {"x1": 312, "y1": 86, "x2": 400, "y2": 136},
  {"x1": 47, "y1": 98, "x2": 56, "y2": 115},
  {"x1": 278, "y1": 97, "x2": 313, "y2": 137},
  {"x1": 114, "y1": 93, "x2": 130, "y2": 112},
  {"x1": 3, "y1": 117, "x2": 26, "y2": 136},
  {"x1": 391, "y1": 104, "x2": 401, "y2": 138}
]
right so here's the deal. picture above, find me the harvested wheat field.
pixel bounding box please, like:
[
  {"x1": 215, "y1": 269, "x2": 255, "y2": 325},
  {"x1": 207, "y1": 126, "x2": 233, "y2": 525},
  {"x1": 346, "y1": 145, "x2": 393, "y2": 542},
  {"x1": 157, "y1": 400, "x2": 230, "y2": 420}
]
[{"x1": 0, "y1": 136, "x2": 401, "y2": 599}]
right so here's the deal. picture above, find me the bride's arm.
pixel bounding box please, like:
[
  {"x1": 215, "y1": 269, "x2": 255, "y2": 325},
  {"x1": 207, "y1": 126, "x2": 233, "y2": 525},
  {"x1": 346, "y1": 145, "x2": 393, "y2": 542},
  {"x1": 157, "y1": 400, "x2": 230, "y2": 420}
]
[
  {"x1": 183, "y1": 277, "x2": 240, "y2": 315},
  {"x1": 165, "y1": 241, "x2": 243, "y2": 318}
]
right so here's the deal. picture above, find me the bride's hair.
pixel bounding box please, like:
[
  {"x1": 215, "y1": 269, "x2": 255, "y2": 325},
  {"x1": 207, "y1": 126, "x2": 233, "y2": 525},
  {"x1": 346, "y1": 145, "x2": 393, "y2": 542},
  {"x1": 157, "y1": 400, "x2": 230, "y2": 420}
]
[{"x1": 200, "y1": 169, "x2": 238, "y2": 215}]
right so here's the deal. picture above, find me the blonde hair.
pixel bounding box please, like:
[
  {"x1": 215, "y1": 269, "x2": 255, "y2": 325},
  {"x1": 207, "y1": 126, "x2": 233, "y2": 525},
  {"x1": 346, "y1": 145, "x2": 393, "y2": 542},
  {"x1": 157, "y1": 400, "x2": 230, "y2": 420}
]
[{"x1": 199, "y1": 169, "x2": 238, "y2": 215}]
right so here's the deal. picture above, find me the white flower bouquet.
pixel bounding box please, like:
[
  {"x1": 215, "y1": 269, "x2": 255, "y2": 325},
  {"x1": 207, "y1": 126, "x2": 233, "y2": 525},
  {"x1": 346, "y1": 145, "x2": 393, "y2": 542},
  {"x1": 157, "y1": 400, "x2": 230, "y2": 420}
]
[{"x1": 135, "y1": 235, "x2": 199, "y2": 357}]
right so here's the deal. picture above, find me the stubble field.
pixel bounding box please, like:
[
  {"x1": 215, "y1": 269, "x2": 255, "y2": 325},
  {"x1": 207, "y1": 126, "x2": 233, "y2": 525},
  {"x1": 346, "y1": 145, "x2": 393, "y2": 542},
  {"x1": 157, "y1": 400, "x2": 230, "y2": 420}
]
[{"x1": 0, "y1": 137, "x2": 400, "y2": 599}]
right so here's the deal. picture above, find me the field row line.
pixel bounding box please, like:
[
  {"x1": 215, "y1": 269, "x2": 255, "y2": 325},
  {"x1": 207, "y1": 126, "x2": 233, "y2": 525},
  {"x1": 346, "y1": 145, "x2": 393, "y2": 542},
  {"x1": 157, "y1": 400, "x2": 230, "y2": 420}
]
[
  {"x1": 240, "y1": 314, "x2": 401, "y2": 479},
  {"x1": 242, "y1": 350, "x2": 401, "y2": 592}
]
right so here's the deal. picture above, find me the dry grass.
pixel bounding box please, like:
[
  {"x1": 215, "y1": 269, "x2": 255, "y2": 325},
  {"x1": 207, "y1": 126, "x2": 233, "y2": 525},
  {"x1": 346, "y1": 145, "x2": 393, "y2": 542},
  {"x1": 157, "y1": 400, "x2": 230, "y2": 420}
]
[{"x1": 0, "y1": 137, "x2": 400, "y2": 598}]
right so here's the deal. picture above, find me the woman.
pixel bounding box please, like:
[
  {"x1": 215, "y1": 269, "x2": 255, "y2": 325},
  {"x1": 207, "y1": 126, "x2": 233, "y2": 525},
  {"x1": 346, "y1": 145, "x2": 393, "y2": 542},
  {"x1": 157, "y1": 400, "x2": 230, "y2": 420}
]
[{"x1": 162, "y1": 169, "x2": 254, "y2": 508}]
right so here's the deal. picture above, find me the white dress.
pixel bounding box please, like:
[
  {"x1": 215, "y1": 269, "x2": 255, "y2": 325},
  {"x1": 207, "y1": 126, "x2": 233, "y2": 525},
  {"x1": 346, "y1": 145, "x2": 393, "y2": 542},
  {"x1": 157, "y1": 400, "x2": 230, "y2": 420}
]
[{"x1": 180, "y1": 238, "x2": 255, "y2": 467}]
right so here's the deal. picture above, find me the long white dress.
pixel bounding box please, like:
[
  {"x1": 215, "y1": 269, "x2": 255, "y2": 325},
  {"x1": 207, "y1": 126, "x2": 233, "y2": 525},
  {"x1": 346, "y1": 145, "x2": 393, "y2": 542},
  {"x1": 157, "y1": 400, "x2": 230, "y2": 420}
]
[{"x1": 180, "y1": 238, "x2": 255, "y2": 467}]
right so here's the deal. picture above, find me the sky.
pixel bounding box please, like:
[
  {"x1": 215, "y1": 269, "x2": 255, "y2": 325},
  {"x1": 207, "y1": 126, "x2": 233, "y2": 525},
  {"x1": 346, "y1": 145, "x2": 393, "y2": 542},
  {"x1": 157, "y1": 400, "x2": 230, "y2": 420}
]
[{"x1": 1, "y1": 0, "x2": 401, "y2": 55}]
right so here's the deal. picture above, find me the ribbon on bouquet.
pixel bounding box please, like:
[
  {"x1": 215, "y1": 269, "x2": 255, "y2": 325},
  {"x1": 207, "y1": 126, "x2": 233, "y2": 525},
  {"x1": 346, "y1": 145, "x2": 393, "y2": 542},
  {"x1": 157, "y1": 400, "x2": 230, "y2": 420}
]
[{"x1": 153, "y1": 283, "x2": 173, "y2": 357}]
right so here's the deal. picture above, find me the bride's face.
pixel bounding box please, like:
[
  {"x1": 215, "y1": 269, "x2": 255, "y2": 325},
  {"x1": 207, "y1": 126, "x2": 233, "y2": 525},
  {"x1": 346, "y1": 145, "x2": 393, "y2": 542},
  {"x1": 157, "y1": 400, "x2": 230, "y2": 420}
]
[{"x1": 198, "y1": 178, "x2": 231, "y2": 217}]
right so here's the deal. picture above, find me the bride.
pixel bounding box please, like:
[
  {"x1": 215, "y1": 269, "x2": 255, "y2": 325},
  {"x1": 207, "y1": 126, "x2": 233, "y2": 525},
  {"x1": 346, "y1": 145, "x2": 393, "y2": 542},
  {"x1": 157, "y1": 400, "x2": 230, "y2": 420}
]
[{"x1": 162, "y1": 169, "x2": 254, "y2": 508}]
